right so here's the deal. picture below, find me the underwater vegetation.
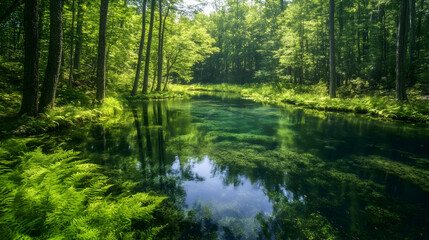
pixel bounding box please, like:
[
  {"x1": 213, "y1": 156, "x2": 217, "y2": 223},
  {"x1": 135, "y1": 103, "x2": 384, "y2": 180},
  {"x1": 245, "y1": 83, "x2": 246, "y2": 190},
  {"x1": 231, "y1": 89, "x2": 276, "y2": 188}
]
[
  {"x1": 171, "y1": 84, "x2": 429, "y2": 122},
  {"x1": 1, "y1": 95, "x2": 428, "y2": 239}
]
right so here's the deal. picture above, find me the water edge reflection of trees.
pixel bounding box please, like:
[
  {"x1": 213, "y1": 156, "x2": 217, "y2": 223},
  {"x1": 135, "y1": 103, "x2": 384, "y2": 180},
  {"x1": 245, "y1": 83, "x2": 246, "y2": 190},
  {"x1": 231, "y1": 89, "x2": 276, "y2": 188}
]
[{"x1": 60, "y1": 96, "x2": 429, "y2": 239}]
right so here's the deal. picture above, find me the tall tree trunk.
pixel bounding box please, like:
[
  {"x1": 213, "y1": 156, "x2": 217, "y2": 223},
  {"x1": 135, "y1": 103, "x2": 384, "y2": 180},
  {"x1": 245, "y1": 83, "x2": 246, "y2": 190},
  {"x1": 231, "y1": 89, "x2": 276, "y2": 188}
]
[
  {"x1": 150, "y1": 60, "x2": 157, "y2": 92},
  {"x1": 416, "y1": 0, "x2": 424, "y2": 57},
  {"x1": 39, "y1": 0, "x2": 63, "y2": 110},
  {"x1": 69, "y1": 0, "x2": 75, "y2": 86},
  {"x1": 396, "y1": 0, "x2": 408, "y2": 101},
  {"x1": 156, "y1": 3, "x2": 169, "y2": 91},
  {"x1": 162, "y1": 58, "x2": 170, "y2": 91},
  {"x1": 20, "y1": 0, "x2": 39, "y2": 116},
  {"x1": 131, "y1": 0, "x2": 147, "y2": 96},
  {"x1": 73, "y1": 0, "x2": 84, "y2": 82},
  {"x1": 142, "y1": 0, "x2": 156, "y2": 94},
  {"x1": 409, "y1": 0, "x2": 415, "y2": 62},
  {"x1": 329, "y1": 0, "x2": 336, "y2": 98},
  {"x1": 96, "y1": 0, "x2": 109, "y2": 102},
  {"x1": 155, "y1": 0, "x2": 162, "y2": 92}
]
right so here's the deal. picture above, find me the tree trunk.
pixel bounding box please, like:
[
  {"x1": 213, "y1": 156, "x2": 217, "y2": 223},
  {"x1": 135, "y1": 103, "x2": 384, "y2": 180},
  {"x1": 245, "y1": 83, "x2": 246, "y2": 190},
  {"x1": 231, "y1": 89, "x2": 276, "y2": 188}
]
[
  {"x1": 142, "y1": 0, "x2": 156, "y2": 94},
  {"x1": 73, "y1": 0, "x2": 84, "y2": 82},
  {"x1": 156, "y1": 3, "x2": 169, "y2": 91},
  {"x1": 162, "y1": 58, "x2": 170, "y2": 91},
  {"x1": 69, "y1": 0, "x2": 75, "y2": 86},
  {"x1": 409, "y1": 0, "x2": 415, "y2": 62},
  {"x1": 150, "y1": 60, "x2": 157, "y2": 92},
  {"x1": 416, "y1": 0, "x2": 423, "y2": 58},
  {"x1": 39, "y1": 0, "x2": 63, "y2": 110},
  {"x1": 156, "y1": 0, "x2": 162, "y2": 92},
  {"x1": 19, "y1": 0, "x2": 39, "y2": 116},
  {"x1": 96, "y1": 0, "x2": 109, "y2": 102},
  {"x1": 131, "y1": 0, "x2": 147, "y2": 96},
  {"x1": 329, "y1": 0, "x2": 336, "y2": 98},
  {"x1": 396, "y1": 0, "x2": 408, "y2": 101}
]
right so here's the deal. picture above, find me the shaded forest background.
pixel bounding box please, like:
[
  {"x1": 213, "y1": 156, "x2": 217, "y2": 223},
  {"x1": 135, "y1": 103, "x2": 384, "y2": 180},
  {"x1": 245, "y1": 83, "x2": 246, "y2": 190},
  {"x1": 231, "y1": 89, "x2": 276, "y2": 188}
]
[{"x1": 0, "y1": 0, "x2": 428, "y2": 115}]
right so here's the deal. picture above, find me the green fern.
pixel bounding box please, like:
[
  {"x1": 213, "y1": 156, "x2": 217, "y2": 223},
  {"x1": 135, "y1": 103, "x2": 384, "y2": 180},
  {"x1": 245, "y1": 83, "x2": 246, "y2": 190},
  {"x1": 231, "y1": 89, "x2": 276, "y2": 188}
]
[{"x1": 0, "y1": 146, "x2": 165, "y2": 240}]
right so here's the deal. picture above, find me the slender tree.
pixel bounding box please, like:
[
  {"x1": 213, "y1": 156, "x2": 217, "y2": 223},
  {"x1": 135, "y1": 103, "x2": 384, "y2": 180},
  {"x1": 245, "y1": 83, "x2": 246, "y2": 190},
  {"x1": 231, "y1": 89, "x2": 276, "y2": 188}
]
[
  {"x1": 96, "y1": 0, "x2": 109, "y2": 102},
  {"x1": 156, "y1": 0, "x2": 163, "y2": 92},
  {"x1": 69, "y1": 0, "x2": 75, "y2": 86},
  {"x1": 329, "y1": 0, "x2": 335, "y2": 98},
  {"x1": 39, "y1": 0, "x2": 64, "y2": 110},
  {"x1": 158, "y1": 5, "x2": 170, "y2": 91},
  {"x1": 19, "y1": 0, "x2": 39, "y2": 116},
  {"x1": 409, "y1": 0, "x2": 415, "y2": 63},
  {"x1": 142, "y1": 0, "x2": 156, "y2": 94},
  {"x1": 396, "y1": 0, "x2": 408, "y2": 101},
  {"x1": 73, "y1": 0, "x2": 84, "y2": 81},
  {"x1": 131, "y1": 0, "x2": 147, "y2": 96}
]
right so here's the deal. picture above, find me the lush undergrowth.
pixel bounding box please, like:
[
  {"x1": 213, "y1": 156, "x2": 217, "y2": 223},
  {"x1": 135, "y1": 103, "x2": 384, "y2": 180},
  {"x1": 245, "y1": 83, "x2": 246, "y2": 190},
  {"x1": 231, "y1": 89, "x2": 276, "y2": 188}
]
[
  {"x1": 0, "y1": 139, "x2": 165, "y2": 239},
  {"x1": 173, "y1": 83, "x2": 429, "y2": 123},
  {"x1": 0, "y1": 90, "x2": 123, "y2": 137}
]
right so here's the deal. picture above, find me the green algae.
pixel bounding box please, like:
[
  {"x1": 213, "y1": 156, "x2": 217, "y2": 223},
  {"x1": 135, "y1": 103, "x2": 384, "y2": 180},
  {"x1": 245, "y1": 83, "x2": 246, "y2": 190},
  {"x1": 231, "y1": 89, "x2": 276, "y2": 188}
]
[{"x1": 353, "y1": 155, "x2": 429, "y2": 192}]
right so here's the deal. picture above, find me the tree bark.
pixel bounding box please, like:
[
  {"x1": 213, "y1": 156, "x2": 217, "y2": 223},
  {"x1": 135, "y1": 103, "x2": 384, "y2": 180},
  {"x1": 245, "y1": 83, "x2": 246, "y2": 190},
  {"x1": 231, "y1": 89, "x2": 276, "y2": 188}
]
[
  {"x1": 409, "y1": 0, "x2": 415, "y2": 62},
  {"x1": 156, "y1": 2, "x2": 169, "y2": 91},
  {"x1": 142, "y1": 0, "x2": 156, "y2": 94},
  {"x1": 39, "y1": 0, "x2": 63, "y2": 110},
  {"x1": 19, "y1": 0, "x2": 39, "y2": 116},
  {"x1": 96, "y1": 0, "x2": 109, "y2": 102},
  {"x1": 329, "y1": 0, "x2": 336, "y2": 98},
  {"x1": 73, "y1": 0, "x2": 84, "y2": 82},
  {"x1": 131, "y1": 0, "x2": 147, "y2": 96},
  {"x1": 156, "y1": 0, "x2": 162, "y2": 92},
  {"x1": 396, "y1": 0, "x2": 408, "y2": 101},
  {"x1": 69, "y1": 0, "x2": 75, "y2": 86}
]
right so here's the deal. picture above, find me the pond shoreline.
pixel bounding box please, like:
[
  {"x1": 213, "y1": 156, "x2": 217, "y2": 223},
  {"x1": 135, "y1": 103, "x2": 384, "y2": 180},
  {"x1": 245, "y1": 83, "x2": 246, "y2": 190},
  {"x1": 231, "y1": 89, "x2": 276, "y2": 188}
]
[{"x1": 171, "y1": 84, "x2": 429, "y2": 123}]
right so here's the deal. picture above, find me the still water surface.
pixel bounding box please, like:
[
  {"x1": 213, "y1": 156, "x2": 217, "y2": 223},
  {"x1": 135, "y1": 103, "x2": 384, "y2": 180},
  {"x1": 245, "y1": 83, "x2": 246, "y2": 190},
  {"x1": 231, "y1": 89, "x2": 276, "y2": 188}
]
[{"x1": 58, "y1": 95, "x2": 429, "y2": 239}]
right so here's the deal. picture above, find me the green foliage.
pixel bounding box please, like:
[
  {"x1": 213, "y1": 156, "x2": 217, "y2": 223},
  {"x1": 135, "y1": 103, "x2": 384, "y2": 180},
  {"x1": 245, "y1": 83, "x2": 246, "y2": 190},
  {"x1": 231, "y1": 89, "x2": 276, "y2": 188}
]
[
  {"x1": 0, "y1": 145, "x2": 165, "y2": 240},
  {"x1": 239, "y1": 83, "x2": 429, "y2": 122},
  {"x1": 1, "y1": 97, "x2": 123, "y2": 136}
]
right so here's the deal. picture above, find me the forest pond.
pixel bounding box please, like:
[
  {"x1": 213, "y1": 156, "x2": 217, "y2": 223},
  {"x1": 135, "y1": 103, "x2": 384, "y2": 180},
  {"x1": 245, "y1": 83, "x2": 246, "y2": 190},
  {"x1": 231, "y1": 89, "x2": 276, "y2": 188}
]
[{"x1": 51, "y1": 94, "x2": 429, "y2": 239}]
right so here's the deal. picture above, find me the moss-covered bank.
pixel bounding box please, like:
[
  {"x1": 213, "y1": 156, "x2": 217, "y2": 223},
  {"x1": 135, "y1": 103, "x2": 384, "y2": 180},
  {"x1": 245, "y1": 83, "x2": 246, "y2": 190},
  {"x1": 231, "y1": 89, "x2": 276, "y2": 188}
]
[{"x1": 171, "y1": 84, "x2": 429, "y2": 123}]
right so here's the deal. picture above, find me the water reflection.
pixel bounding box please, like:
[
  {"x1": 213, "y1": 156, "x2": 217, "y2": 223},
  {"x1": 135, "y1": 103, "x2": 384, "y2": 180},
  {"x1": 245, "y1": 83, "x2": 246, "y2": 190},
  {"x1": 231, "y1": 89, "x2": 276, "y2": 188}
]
[{"x1": 58, "y1": 95, "x2": 429, "y2": 239}]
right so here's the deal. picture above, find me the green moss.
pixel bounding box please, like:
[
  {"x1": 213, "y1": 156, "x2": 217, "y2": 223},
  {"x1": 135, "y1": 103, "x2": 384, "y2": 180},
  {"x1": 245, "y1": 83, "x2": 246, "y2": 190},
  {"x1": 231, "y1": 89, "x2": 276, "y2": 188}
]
[
  {"x1": 124, "y1": 90, "x2": 190, "y2": 103},
  {"x1": 365, "y1": 205, "x2": 400, "y2": 225},
  {"x1": 172, "y1": 83, "x2": 429, "y2": 122},
  {"x1": 353, "y1": 155, "x2": 429, "y2": 192}
]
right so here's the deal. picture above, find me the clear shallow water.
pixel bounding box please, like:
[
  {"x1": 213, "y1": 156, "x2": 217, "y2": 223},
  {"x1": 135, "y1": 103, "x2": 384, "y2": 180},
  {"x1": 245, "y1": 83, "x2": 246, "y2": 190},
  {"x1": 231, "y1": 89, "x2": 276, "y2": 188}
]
[{"x1": 56, "y1": 95, "x2": 429, "y2": 239}]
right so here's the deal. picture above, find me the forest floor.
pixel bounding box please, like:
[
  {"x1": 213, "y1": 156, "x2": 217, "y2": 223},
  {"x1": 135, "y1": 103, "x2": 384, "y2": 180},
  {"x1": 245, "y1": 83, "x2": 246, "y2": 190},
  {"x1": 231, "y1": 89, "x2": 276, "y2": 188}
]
[
  {"x1": 172, "y1": 83, "x2": 429, "y2": 123},
  {"x1": 0, "y1": 83, "x2": 189, "y2": 137}
]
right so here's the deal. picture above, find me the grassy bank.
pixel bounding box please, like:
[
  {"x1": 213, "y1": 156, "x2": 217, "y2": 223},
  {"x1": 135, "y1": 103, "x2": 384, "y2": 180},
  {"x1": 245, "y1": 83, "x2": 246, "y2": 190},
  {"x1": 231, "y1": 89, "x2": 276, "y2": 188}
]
[
  {"x1": 172, "y1": 83, "x2": 429, "y2": 123},
  {"x1": 0, "y1": 88, "x2": 123, "y2": 137}
]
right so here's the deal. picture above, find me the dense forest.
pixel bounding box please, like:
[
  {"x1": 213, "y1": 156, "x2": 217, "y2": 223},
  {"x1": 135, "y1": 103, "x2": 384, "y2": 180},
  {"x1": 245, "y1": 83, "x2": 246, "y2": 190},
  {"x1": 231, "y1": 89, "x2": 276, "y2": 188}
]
[
  {"x1": 1, "y1": 0, "x2": 429, "y2": 239},
  {"x1": 0, "y1": 0, "x2": 428, "y2": 114}
]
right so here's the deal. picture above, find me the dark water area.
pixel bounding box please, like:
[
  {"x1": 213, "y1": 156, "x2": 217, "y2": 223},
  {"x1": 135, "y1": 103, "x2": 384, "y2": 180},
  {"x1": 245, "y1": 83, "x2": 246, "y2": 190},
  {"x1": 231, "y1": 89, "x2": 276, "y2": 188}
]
[{"x1": 54, "y1": 94, "x2": 429, "y2": 239}]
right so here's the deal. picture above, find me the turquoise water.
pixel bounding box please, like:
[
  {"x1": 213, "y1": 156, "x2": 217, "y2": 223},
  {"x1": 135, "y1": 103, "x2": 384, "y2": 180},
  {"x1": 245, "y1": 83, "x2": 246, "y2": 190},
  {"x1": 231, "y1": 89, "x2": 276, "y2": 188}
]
[{"x1": 58, "y1": 95, "x2": 429, "y2": 239}]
